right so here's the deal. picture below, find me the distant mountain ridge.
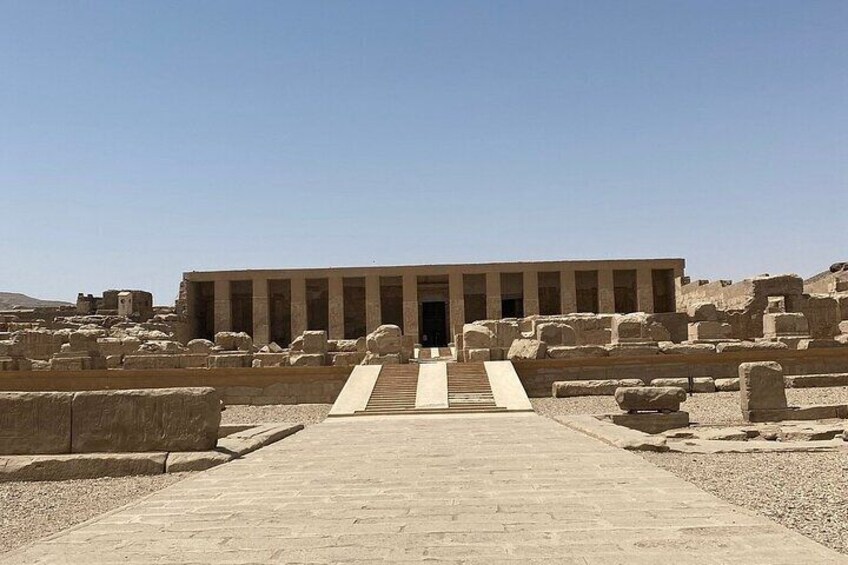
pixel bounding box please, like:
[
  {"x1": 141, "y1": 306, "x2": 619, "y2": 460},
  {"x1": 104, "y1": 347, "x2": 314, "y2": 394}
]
[{"x1": 0, "y1": 292, "x2": 73, "y2": 310}]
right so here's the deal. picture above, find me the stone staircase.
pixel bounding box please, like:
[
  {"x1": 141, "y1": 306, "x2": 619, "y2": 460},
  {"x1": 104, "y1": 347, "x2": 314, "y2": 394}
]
[
  {"x1": 362, "y1": 365, "x2": 420, "y2": 414},
  {"x1": 447, "y1": 363, "x2": 500, "y2": 411}
]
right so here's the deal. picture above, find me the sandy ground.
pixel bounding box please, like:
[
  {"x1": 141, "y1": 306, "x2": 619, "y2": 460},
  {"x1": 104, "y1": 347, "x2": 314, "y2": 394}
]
[
  {"x1": 221, "y1": 403, "x2": 331, "y2": 426},
  {"x1": 0, "y1": 474, "x2": 189, "y2": 554},
  {"x1": 534, "y1": 388, "x2": 848, "y2": 555}
]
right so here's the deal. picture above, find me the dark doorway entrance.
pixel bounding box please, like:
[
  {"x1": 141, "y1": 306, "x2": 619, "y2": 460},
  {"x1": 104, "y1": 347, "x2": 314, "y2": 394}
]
[
  {"x1": 501, "y1": 298, "x2": 524, "y2": 318},
  {"x1": 421, "y1": 301, "x2": 448, "y2": 347}
]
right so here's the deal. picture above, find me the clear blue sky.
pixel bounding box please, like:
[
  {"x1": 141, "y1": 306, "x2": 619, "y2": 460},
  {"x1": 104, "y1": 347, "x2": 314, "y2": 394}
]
[{"x1": 2, "y1": 1, "x2": 846, "y2": 304}]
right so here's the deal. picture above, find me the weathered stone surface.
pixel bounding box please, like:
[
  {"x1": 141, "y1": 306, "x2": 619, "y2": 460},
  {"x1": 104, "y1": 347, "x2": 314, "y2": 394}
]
[
  {"x1": 796, "y1": 338, "x2": 844, "y2": 349},
  {"x1": 0, "y1": 392, "x2": 72, "y2": 455},
  {"x1": 365, "y1": 325, "x2": 401, "y2": 355},
  {"x1": 799, "y1": 295, "x2": 841, "y2": 339},
  {"x1": 507, "y1": 338, "x2": 546, "y2": 360},
  {"x1": 611, "y1": 313, "x2": 652, "y2": 344},
  {"x1": 610, "y1": 411, "x2": 690, "y2": 434},
  {"x1": 715, "y1": 377, "x2": 740, "y2": 392},
  {"x1": 165, "y1": 450, "x2": 232, "y2": 473},
  {"x1": 187, "y1": 338, "x2": 214, "y2": 354},
  {"x1": 71, "y1": 387, "x2": 221, "y2": 453},
  {"x1": 214, "y1": 332, "x2": 253, "y2": 351},
  {"x1": 606, "y1": 344, "x2": 659, "y2": 357},
  {"x1": 330, "y1": 351, "x2": 365, "y2": 366},
  {"x1": 302, "y1": 330, "x2": 329, "y2": 354},
  {"x1": 289, "y1": 352, "x2": 325, "y2": 366},
  {"x1": 535, "y1": 322, "x2": 576, "y2": 346},
  {"x1": 546, "y1": 345, "x2": 608, "y2": 359},
  {"x1": 462, "y1": 324, "x2": 496, "y2": 349},
  {"x1": 207, "y1": 353, "x2": 253, "y2": 368},
  {"x1": 739, "y1": 361, "x2": 787, "y2": 417},
  {"x1": 496, "y1": 321, "x2": 520, "y2": 348},
  {"x1": 650, "y1": 377, "x2": 716, "y2": 393},
  {"x1": 688, "y1": 321, "x2": 731, "y2": 341},
  {"x1": 465, "y1": 348, "x2": 491, "y2": 362},
  {"x1": 552, "y1": 379, "x2": 643, "y2": 397},
  {"x1": 123, "y1": 354, "x2": 182, "y2": 370},
  {"x1": 716, "y1": 340, "x2": 788, "y2": 353},
  {"x1": 746, "y1": 404, "x2": 848, "y2": 423},
  {"x1": 361, "y1": 353, "x2": 400, "y2": 365},
  {"x1": 762, "y1": 312, "x2": 809, "y2": 338},
  {"x1": 614, "y1": 386, "x2": 687, "y2": 413},
  {"x1": 687, "y1": 302, "x2": 719, "y2": 322},
  {"x1": 0, "y1": 452, "x2": 166, "y2": 481},
  {"x1": 328, "y1": 339, "x2": 360, "y2": 353},
  {"x1": 138, "y1": 340, "x2": 184, "y2": 354},
  {"x1": 259, "y1": 341, "x2": 286, "y2": 354},
  {"x1": 658, "y1": 342, "x2": 716, "y2": 355}
]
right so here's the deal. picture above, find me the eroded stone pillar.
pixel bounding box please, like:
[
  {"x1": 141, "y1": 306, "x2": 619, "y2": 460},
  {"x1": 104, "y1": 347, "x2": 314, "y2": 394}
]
[
  {"x1": 486, "y1": 272, "x2": 502, "y2": 320},
  {"x1": 560, "y1": 269, "x2": 576, "y2": 314},
  {"x1": 213, "y1": 279, "x2": 232, "y2": 334},
  {"x1": 290, "y1": 277, "x2": 307, "y2": 339},
  {"x1": 448, "y1": 272, "x2": 464, "y2": 342},
  {"x1": 328, "y1": 276, "x2": 344, "y2": 340},
  {"x1": 598, "y1": 269, "x2": 615, "y2": 313},
  {"x1": 637, "y1": 268, "x2": 654, "y2": 314},
  {"x1": 365, "y1": 275, "x2": 381, "y2": 333},
  {"x1": 523, "y1": 270, "x2": 539, "y2": 316},
  {"x1": 402, "y1": 274, "x2": 419, "y2": 340},
  {"x1": 252, "y1": 278, "x2": 270, "y2": 345}
]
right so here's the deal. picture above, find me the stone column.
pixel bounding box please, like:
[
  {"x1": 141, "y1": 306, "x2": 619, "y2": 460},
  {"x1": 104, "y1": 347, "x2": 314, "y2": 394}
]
[
  {"x1": 365, "y1": 275, "x2": 381, "y2": 333},
  {"x1": 637, "y1": 268, "x2": 654, "y2": 314},
  {"x1": 598, "y1": 269, "x2": 615, "y2": 313},
  {"x1": 523, "y1": 270, "x2": 539, "y2": 316},
  {"x1": 560, "y1": 269, "x2": 576, "y2": 314},
  {"x1": 290, "y1": 277, "x2": 307, "y2": 338},
  {"x1": 448, "y1": 272, "x2": 464, "y2": 342},
  {"x1": 486, "y1": 272, "x2": 502, "y2": 320},
  {"x1": 213, "y1": 279, "x2": 232, "y2": 334},
  {"x1": 402, "y1": 274, "x2": 419, "y2": 340},
  {"x1": 252, "y1": 278, "x2": 270, "y2": 346},
  {"x1": 328, "y1": 276, "x2": 344, "y2": 340}
]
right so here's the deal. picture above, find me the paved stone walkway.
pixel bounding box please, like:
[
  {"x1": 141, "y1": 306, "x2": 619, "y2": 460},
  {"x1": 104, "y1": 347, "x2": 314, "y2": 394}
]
[{"x1": 4, "y1": 413, "x2": 845, "y2": 564}]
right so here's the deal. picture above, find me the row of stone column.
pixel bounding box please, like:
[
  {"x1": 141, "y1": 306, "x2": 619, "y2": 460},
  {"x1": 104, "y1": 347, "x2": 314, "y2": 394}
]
[{"x1": 212, "y1": 268, "x2": 658, "y2": 345}]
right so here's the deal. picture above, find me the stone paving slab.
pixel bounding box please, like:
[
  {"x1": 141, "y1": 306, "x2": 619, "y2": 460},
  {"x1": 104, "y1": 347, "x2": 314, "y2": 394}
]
[{"x1": 3, "y1": 413, "x2": 845, "y2": 564}]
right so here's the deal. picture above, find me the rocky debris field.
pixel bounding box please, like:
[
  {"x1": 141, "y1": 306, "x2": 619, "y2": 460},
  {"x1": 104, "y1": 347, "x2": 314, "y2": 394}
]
[
  {"x1": 221, "y1": 403, "x2": 331, "y2": 426},
  {"x1": 0, "y1": 473, "x2": 189, "y2": 554},
  {"x1": 532, "y1": 386, "x2": 848, "y2": 426},
  {"x1": 641, "y1": 451, "x2": 848, "y2": 555}
]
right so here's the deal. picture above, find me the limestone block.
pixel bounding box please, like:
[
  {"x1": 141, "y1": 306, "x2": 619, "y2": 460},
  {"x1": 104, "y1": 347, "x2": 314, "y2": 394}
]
[
  {"x1": 122, "y1": 354, "x2": 180, "y2": 370},
  {"x1": 799, "y1": 295, "x2": 841, "y2": 339},
  {"x1": 614, "y1": 386, "x2": 687, "y2": 412},
  {"x1": 96, "y1": 337, "x2": 124, "y2": 356},
  {"x1": 606, "y1": 344, "x2": 659, "y2": 357},
  {"x1": 546, "y1": 345, "x2": 608, "y2": 359},
  {"x1": 0, "y1": 452, "x2": 167, "y2": 482},
  {"x1": 611, "y1": 313, "x2": 652, "y2": 344},
  {"x1": 179, "y1": 353, "x2": 209, "y2": 368},
  {"x1": 762, "y1": 312, "x2": 809, "y2": 338},
  {"x1": 506, "y1": 338, "x2": 546, "y2": 360},
  {"x1": 687, "y1": 302, "x2": 719, "y2": 322},
  {"x1": 465, "y1": 348, "x2": 491, "y2": 362},
  {"x1": 647, "y1": 322, "x2": 671, "y2": 342},
  {"x1": 302, "y1": 330, "x2": 329, "y2": 354},
  {"x1": 609, "y1": 411, "x2": 689, "y2": 434},
  {"x1": 289, "y1": 353, "x2": 325, "y2": 366},
  {"x1": 138, "y1": 340, "x2": 184, "y2": 354},
  {"x1": 207, "y1": 353, "x2": 253, "y2": 369},
  {"x1": 765, "y1": 296, "x2": 786, "y2": 314},
  {"x1": 739, "y1": 362, "x2": 787, "y2": 417},
  {"x1": 688, "y1": 321, "x2": 731, "y2": 341},
  {"x1": 328, "y1": 339, "x2": 359, "y2": 353},
  {"x1": 187, "y1": 338, "x2": 214, "y2": 354},
  {"x1": 650, "y1": 377, "x2": 716, "y2": 393},
  {"x1": 260, "y1": 341, "x2": 286, "y2": 353},
  {"x1": 165, "y1": 450, "x2": 232, "y2": 473},
  {"x1": 290, "y1": 335, "x2": 303, "y2": 351},
  {"x1": 796, "y1": 339, "x2": 843, "y2": 350},
  {"x1": 552, "y1": 379, "x2": 643, "y2": 397},
  {"x1": 330, "y1": 351, "x2": 365, "y2": 366},
  {"x1": 716, "y1": 341, "x2": 788, "y2": 353},
  {"x1": 68, "y1": 330, "x2": 103, "y2": 354},
  {"x1": 840, "y1": 320, "x2": 848, "y2": 334},
  {"x1": 535, "y1": 323, "x2": 577, "y2": 347},
  {"x1": 0, "y1": 392, "x2": 72, "y2": 455},
  {"x1": 658, "y1": 343, "x2": 716, "y2": 355},
  {"x1": 715, "y1": 378, "x2": 740, "y2": 392},
  {"x1": 462, "y1": 324, "x2": 496, "y2": 349},
  {"x1": 105, "y1": 354, "x2": 122, "y2": 369},
  {"x1": 50, "y1": 352, "x2": 107, "y2": 371},
  {"x1": 214, "y1": 331, "x2": 253, "y2": 351},
  {"x1": 253, "y1": 352, "x2": 290, "y2": 367},
  {"x1": 365, "y1": 325, "x2": 401, "y2": 355},
  {"x1": 71, "y1": 387, "x2": 221, "y2": 453},
  {"x1": 496, "y1": 321, "x2": 520, "y2": 348},
  {"x1": 361, "y1": 353, "x2": 400, "y2": 365}
]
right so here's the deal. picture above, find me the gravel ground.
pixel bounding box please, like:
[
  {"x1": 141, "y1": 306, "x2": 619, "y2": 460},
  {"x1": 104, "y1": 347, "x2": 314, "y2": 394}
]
[
  {"x1": 0, "y1": 473, "x2": 189, "y2": 554},
  {"x1": 221, "y1": 403, "x2": 331, "y2": 426},
  {"x1": 641, "y1": 451, "x2": 848, "y2": 555},
  {"x1": 532, "y1": 386, "x2": 848, "y2": 426}
]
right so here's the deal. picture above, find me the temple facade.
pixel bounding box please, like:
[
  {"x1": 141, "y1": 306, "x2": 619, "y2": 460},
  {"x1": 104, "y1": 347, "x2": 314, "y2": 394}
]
[{"x1": 182, "y1": 258, "x2": 685, "y2": 347}]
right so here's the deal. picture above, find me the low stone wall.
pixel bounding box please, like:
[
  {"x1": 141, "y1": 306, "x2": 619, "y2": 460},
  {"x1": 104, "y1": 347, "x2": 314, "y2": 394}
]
[
  {"x1": 513, "y1": 348, "x2": 848, "y2": 397},
  {"x1": 0, "y1": 366, "x2": 352, "y2": 406}
]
